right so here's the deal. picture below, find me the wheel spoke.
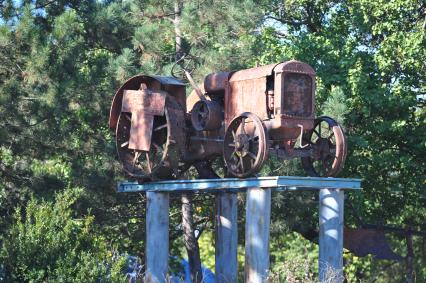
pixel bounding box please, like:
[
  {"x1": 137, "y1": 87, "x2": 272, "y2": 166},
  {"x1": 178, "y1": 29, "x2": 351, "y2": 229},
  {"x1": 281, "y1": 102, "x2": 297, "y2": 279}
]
[
  {"x1": 152, "y1": 142, "x2": 163, "y2": 153},
  {"x1": 247, "y1": 151, "x2": 257, "y2": 160},
  {"x1": 132, "y1": 151, "x2": 141, "y2": 171},
  {"x1": 121, "y1": 141, "x2": 129, "y2": 148},
  {"x1": 228, "y1": 143, "x2": 235, "y2": 147},
  {"x1": 313, "y1": 129, "x2": 320, "y2": 138},
  {"x1": 146, "y1": 152, "x2": 152, "y2": 173},
  {"x1": 153, "y1": 124, "x2": 167, "y2": 132},
  {"x1": 235, "y1": 158, "x2": 241, "y2": 172},
  {"x1": 200, "y1": 107, "x2": 208, "y2": 118},
  {"x1": 232, "y1": 130, "x2": 237, "y2": 141},
  {"x1": 240, "y1": 156, "x2": 245, "y2": 172},
  {"x1": 240, "y1": 118, "x2": 246, "y2": 135}
]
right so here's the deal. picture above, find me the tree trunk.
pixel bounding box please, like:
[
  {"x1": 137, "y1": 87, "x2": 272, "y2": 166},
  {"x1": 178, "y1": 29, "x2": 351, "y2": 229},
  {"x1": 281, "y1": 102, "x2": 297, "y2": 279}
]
[
  {"x1": 181, "y1": 193, "x2": 203, "y2": 283},
  {"x1": 174, "y1": 1, "x2": 203, "y2": 282},
  {"x1": 174, "y1": 0, "x2": 184, "y2": 61},
  {"x1": 406, "y1": 227, "x2": 415, "y2": 283}
]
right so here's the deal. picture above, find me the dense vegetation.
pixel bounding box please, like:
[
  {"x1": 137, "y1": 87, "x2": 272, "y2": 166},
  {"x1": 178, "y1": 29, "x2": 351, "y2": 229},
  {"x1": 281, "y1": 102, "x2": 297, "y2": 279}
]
[{"x1": 0, "y1": 0, "x2": 425, "y2": 282}]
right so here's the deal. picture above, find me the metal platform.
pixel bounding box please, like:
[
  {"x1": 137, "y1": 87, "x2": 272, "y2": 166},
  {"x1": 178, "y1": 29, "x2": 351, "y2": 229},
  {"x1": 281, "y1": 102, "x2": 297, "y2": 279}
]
[
  {"x1": 118, "y1": 176, "x2": 361, "y2": 283},
  {"x1": 117, "y1": 176, "x2": 361, "y2": 193}
]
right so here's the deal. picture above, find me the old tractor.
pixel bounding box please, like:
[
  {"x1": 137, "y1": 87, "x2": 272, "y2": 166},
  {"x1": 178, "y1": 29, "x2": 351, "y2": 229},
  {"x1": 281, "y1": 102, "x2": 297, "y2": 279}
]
[{"x1": 109, "y1": 60, "x2": 347, "y2": 181}]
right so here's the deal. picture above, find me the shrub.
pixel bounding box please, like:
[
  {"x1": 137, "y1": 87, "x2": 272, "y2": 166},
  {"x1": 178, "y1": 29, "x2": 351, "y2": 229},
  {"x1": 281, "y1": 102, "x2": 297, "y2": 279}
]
[{"x1": 0, "y1": 188, "x2": 127, "y2": 282}]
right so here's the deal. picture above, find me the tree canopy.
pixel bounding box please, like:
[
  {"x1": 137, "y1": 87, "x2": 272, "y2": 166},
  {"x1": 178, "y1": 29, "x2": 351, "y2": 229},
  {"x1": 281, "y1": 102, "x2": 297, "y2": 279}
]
[{"x1": 0, "y1": 0, "x2": 425, "y2": 281}]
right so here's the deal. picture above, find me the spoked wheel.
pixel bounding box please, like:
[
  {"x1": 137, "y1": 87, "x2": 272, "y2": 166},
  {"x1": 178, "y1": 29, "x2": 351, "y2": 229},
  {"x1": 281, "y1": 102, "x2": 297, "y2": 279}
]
[
  {"x1": 301, "y1": 116, "x2": 347, "y2": 177},
  {"x1": 223, "y1": 112, "x2": 268, "y2": 178},
  {"x1": 191, "y1": 100, "x2": 209, "y2": 131},
  {"x1": 116, "y1": 96, "x2": 183, "y2": 181}
]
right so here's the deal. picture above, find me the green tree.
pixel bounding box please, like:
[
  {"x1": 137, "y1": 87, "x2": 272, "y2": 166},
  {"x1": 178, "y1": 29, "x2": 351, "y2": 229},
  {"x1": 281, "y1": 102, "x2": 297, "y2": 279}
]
[
  {"x1": 1, "y1": 188, "x2": 127, "y2": 282},
  {"x1": 252, "y1": 0, "x2": 426, "y2": 280}
]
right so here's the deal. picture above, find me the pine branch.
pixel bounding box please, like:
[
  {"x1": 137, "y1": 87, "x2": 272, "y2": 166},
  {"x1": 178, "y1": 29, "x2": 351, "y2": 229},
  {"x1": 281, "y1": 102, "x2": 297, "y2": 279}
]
[{"x1": 264, "y1": 15, "x2": 308, "y2": 27}]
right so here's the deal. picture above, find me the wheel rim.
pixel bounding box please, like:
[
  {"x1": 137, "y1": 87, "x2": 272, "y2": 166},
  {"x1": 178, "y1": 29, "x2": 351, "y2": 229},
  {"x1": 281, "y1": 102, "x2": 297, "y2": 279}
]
[
  {"x1": 223, "y1": 112, "x2": 268, "y2": 177},
  {"x1": 301, "y1": 117, "x2": 346, "y2": 177},
  {"x1": 116, "y1": 96, "x2": 182, "y2": 181}
]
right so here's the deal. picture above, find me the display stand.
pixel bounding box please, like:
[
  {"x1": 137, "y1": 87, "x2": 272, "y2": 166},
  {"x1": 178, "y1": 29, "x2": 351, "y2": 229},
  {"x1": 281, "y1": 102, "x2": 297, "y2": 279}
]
[{"x1": 118, "y1": 176, "x2": 361, "y2": 283}]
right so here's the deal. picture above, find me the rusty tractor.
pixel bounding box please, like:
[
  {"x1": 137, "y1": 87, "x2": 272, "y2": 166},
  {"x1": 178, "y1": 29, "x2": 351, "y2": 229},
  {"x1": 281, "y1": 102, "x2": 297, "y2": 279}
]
[{"x1": 109, "y1": 60, "x2": 347, "y2": 181}]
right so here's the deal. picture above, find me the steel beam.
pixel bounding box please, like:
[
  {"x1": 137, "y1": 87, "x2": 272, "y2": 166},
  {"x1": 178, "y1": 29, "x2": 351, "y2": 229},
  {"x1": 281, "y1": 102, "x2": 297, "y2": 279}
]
[{"x1": 117, "y1": 176, "x2": 361, "y2": 193}]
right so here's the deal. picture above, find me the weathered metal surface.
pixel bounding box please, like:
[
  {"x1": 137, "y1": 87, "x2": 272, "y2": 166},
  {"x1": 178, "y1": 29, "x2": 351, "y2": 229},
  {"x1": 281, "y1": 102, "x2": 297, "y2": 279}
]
[
  {"x1": 186, "y1": 83, "x2": 206, "y2": 111},
  {"x1": 115, "y1": 95, "x2": 185, "y2": 180},
  {"x1": 122, "y1": 89, "x2": 166, "y2": 115},
  {"x1": 226, "y1": 77, "x2": 269, "y2": 124},
  {"x1": 344, "y1": 227, "x2": 402, "y2": 260},
  {"x1": 145, "y1": 192, "x2": 170, "y2": 283},
  {"x1": 149, "y1": 75, "x2": 186, "y2": 86},
  {"x1": 215, "y1": 193, "x2": 238, "y2": 282},
  {"x1": 282, "y1": 73, "x2": 313, "y2": 117},
  {"x1": 190, "y1": 100, "x2": 223, "y2": 131},
  {"x1": 301, "y1": 116, "x2": 347, "y2": 177},
  {"x1": 204, "y1": 72, "x2": 230, "y2": 93},
  {"x1": 223, "y1": 112, "x2": 268, "y2": 177},
  {"x1": 110, "y1": 60, "x2": 348, "y2": 179},
  {"x1": 319, "y1": 189, "x2": 344, "y2": 283},
  {"x1": 229, "y1": 63, "x2": 278, "y2": 82},
  {"x1": 109, "y1": 75, "x2": 185, "y2": 130},
  {"x1": 121, "y1": 89, "x2": 166, "y2": 151},
  {"x1": 275, "y1": 60, "x2": 316, "y2": 76},
  {"x1": 117, "y1": 176, "x2": 361, "y2": 193},
  {"x1": 271, "y1": 60, "x2": 316, "y2": 142},
  {"x1": 245, "y1": 187, "x2": 271, "y2": 283},
  {"x1": 129, "y1": 112, "x2": 154, "y2": 151}
]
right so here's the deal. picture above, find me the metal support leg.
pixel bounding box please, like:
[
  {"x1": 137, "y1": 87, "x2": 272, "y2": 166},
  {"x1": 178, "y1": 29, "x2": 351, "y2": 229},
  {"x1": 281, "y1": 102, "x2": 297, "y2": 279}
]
[
  {"x1": 145, "y1": 192, "x2": 170, "y2": 283},
  {"x1": 319, "y1": 189, "x2": 344, "y2": 283},
  {"x1": 245, "y1": 188, "x2": 271, "y2": 283},
  {"x1": 215, "y1": 192, "x2": 238, "y2": 282}
]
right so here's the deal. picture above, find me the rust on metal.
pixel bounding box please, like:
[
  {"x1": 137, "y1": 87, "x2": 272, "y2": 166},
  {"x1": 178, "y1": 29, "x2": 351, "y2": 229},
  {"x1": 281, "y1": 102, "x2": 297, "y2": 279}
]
[
  {"x1": 109, "y1": 60, "x2": 347, "y2": 180},
  {"x1": 204, "y1": 72, "x2": 230, "y2": 93},
  {"x1": 191, "y1": 100, "x2": 223, "y2": 131},
  {"x1": 344, "y1": 227, "x2": 402, "y2": 260},
  {"x1": 228, "y1": 63, "x2": 278, "y2": 82},
  {"x1": 122, "y1": 89, "x2": 166, "y2": 115},
  {"x1": 109, "y1": 75, "x2": 185, "y2": 130},
  {"x1": 129, "y1": 112, "x2": 154, "y2": 151},
  {"x1": 282, "y1": 73, "x2": 313, "y2": 117},
  {"x1": 121, "y1": 89, "x2": 166, "y2": 151}
]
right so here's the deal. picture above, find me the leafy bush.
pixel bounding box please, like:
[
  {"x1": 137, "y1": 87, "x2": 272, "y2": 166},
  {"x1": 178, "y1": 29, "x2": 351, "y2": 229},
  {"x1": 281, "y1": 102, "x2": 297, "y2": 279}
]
[{"x1": 0, "y1": 188, "x2": 127, "y2": 282}]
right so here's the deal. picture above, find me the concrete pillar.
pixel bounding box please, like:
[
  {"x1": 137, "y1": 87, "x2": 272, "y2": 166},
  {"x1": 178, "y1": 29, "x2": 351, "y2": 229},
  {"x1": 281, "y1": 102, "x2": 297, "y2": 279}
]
[{"x1": 319, "y1": 189, "x2": 344, "y2": 283}]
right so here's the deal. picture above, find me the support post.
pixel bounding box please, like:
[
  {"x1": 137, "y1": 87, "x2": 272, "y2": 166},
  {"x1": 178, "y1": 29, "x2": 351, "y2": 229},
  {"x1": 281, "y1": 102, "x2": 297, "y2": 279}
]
[
  {"x1": 319, "y1": 189, "x2": 344, "y2": 283},
  {"x1": 145, "y1": 192, "x2": 170, "y2": 283},
  {"x1": 245, "y1": 188, "x2": 271, "y2": 283},
  {"x1": 215, "y1": 192, "x2": 238, "y2": 282}
]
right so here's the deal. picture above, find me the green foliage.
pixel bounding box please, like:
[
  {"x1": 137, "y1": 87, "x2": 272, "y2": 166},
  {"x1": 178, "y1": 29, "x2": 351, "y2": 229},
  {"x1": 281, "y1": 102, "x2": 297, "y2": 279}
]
[
  {"x1": 321, "y1": 86, "x2": 349, "y2": 127},
  {"x1": 0, "y1": 188, "x2": 127, "y2": 282},
  {"x1": 0, "y1": 0, "x2": 425, "y2": 281},
  {"x1": 270, "y1": 232, "x2": 319, "y2": 279},
  {"x1": 198, "y1": 231, "x2": 215, "y2": 272}
]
